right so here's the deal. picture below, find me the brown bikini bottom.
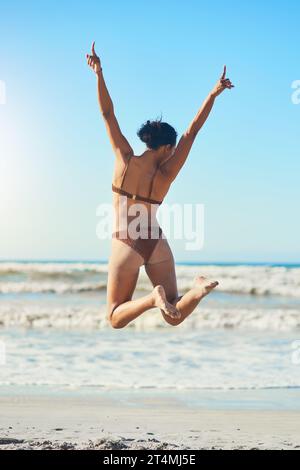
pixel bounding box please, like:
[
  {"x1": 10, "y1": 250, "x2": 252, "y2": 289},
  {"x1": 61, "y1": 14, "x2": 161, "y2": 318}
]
[{"x1": 112, "y1": 226, "x2": 163, "y2": 265}]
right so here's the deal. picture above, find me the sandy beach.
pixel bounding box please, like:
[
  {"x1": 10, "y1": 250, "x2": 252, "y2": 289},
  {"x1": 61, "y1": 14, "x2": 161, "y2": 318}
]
[
  {"x1": 0, "y1": 391, "x2": 300, "y2": 450},
  {"x1": 1, "y1": 262, "x2": 300, "y2": 451}
]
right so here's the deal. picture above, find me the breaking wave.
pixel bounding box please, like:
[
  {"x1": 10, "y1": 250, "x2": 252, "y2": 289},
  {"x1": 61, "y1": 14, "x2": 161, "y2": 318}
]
[
  {"x1": 1, "y1": 262, "x2": 300, "y2": 297},
  {"x1": 0, "y1": 303, "x2": 299, "y2": 331}
]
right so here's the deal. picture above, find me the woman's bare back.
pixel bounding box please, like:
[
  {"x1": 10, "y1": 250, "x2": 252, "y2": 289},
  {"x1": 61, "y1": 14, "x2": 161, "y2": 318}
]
[{"x1": 86, "y1": 42, "x2": 233, "y2": 328}]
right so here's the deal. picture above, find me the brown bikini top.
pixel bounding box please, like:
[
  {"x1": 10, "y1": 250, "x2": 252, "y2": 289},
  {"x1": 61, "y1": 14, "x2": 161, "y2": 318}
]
[{"x1": 112, "y1": 155, "x2": 163, "y2": 205}]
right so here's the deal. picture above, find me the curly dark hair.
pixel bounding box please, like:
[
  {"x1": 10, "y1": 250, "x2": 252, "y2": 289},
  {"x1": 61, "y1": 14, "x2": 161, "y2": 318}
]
[{"x1": 137, "y1": 117, "x2": 177, "y2": 150}]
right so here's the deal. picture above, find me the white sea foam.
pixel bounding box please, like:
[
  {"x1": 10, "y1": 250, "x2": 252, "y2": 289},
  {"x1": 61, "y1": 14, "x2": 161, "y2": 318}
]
[
  {"x1": 0, "y1": 281, "x2": 107, "y2": 294},
  {"x1": 1, "y1": 262, "x2": 300, "y2": 297},
  {"x1": 0, "y1": 262, "x2": 107, "y2": 275},
  {"x1": 0, "y1": 303, "x2": 299, "y2": 331},
  {"x1": 1, "y1": 327, "x2": 299, "y2": 390},
  {"x1": 174, "y1": 265, "x2": 300, "y2": 298},
  {"x1": 2, "y1": 262, "x2": 299, "y2": 392}
]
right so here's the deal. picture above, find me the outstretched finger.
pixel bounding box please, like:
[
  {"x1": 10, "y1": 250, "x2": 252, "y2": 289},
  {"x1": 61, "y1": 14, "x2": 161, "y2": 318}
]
[
  {"x1": 221, "y1": 65, "x2": 226, "y2": 80},
  {"x1": 91, "y1": 41, "x2": 96, "y2": 56}
]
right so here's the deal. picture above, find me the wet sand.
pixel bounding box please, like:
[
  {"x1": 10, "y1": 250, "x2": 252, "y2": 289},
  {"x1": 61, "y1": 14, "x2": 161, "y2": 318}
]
[{"x1": 0, "y1": 393, "x2": 299, "y2": 450}]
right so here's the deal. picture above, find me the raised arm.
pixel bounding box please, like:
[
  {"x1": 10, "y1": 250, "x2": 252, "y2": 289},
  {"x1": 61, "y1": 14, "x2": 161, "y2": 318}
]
[
  {"x1": 86, "y1": 42, "x2": 133, "y2": 161},
  {"x1": 160, "y1": 66, "x2": 234, "y2": 181}
]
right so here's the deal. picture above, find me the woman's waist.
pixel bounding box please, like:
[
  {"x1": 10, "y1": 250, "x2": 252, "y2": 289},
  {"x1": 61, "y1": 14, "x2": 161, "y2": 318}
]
[
  {"x1": 112, "y1": 196, "x2": 160, "y2": 213},
  {"x1": 113, "y1": 206, "x2": 159, "y2": 223},
  {"x1": 113, "y1": 211, "x2": 161, "y2": 233},
  {"x1": 113, "y1": 218, "x2": 161, "y2": 230},
  {"x1": 112, "y1": 224, "x2": 163, "y2": 239}
]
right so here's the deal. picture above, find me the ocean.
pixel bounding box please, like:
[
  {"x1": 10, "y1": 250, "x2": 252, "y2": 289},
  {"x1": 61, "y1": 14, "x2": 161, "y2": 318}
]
[{"x1": 0, "y1": 261, "x2": 300, "y2": 405}]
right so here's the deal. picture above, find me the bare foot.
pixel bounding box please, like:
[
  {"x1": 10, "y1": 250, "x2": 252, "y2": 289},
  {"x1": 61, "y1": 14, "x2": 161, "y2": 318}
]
[
  {"x1": 194, "y1": 276, "x2": 219, "y2": 299},
  {"x1": 152, "y1": 285, "x2": 181, "y2": 319}
]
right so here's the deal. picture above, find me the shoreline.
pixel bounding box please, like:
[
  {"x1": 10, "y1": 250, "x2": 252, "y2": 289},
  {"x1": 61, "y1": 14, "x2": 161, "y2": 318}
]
[
  {"x1": 1, "y1": 385, "x2": 300, "y2": 411},
  {"x1": 0, "y1": 389, "x2": 299, "y2": 450}
]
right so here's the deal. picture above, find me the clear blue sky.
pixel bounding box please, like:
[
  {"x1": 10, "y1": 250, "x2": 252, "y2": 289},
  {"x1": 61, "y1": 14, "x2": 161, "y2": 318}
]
[{"x1": 0, "y1": 0, "x2": 299, "y2": 262}]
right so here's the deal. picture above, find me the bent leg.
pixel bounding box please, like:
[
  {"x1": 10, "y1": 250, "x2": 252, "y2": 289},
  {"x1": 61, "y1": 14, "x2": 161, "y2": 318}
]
[
  {"x1": 171, "y1": 276, "x2": 219, "y2": 325},
  {"x1": 145, "y1": 239, "x2": 218, "y2": 326},
  {"x1": 145, "y1": 238, "x2": 181, "y2": 324},
  {"x1": 107, "y1": 239, "x2": 181, "y2": 329},
  {"x1": 107, "y1": 239, "x2": 153, "y2": 328}
]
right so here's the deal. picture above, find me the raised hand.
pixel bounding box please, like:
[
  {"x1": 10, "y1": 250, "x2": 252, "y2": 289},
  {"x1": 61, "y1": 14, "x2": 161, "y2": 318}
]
[
  {"x1": 211, "y1": 65, "x2": 234, "y2": 97},
  {"x1": 86, "y1": 41, "x2": 102, "y2": 73}
]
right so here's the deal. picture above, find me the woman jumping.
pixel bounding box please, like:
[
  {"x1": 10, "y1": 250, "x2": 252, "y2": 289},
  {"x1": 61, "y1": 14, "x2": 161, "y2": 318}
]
[{"x1": 86, "y1": 42, "x2": 234, "y2": 329}]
